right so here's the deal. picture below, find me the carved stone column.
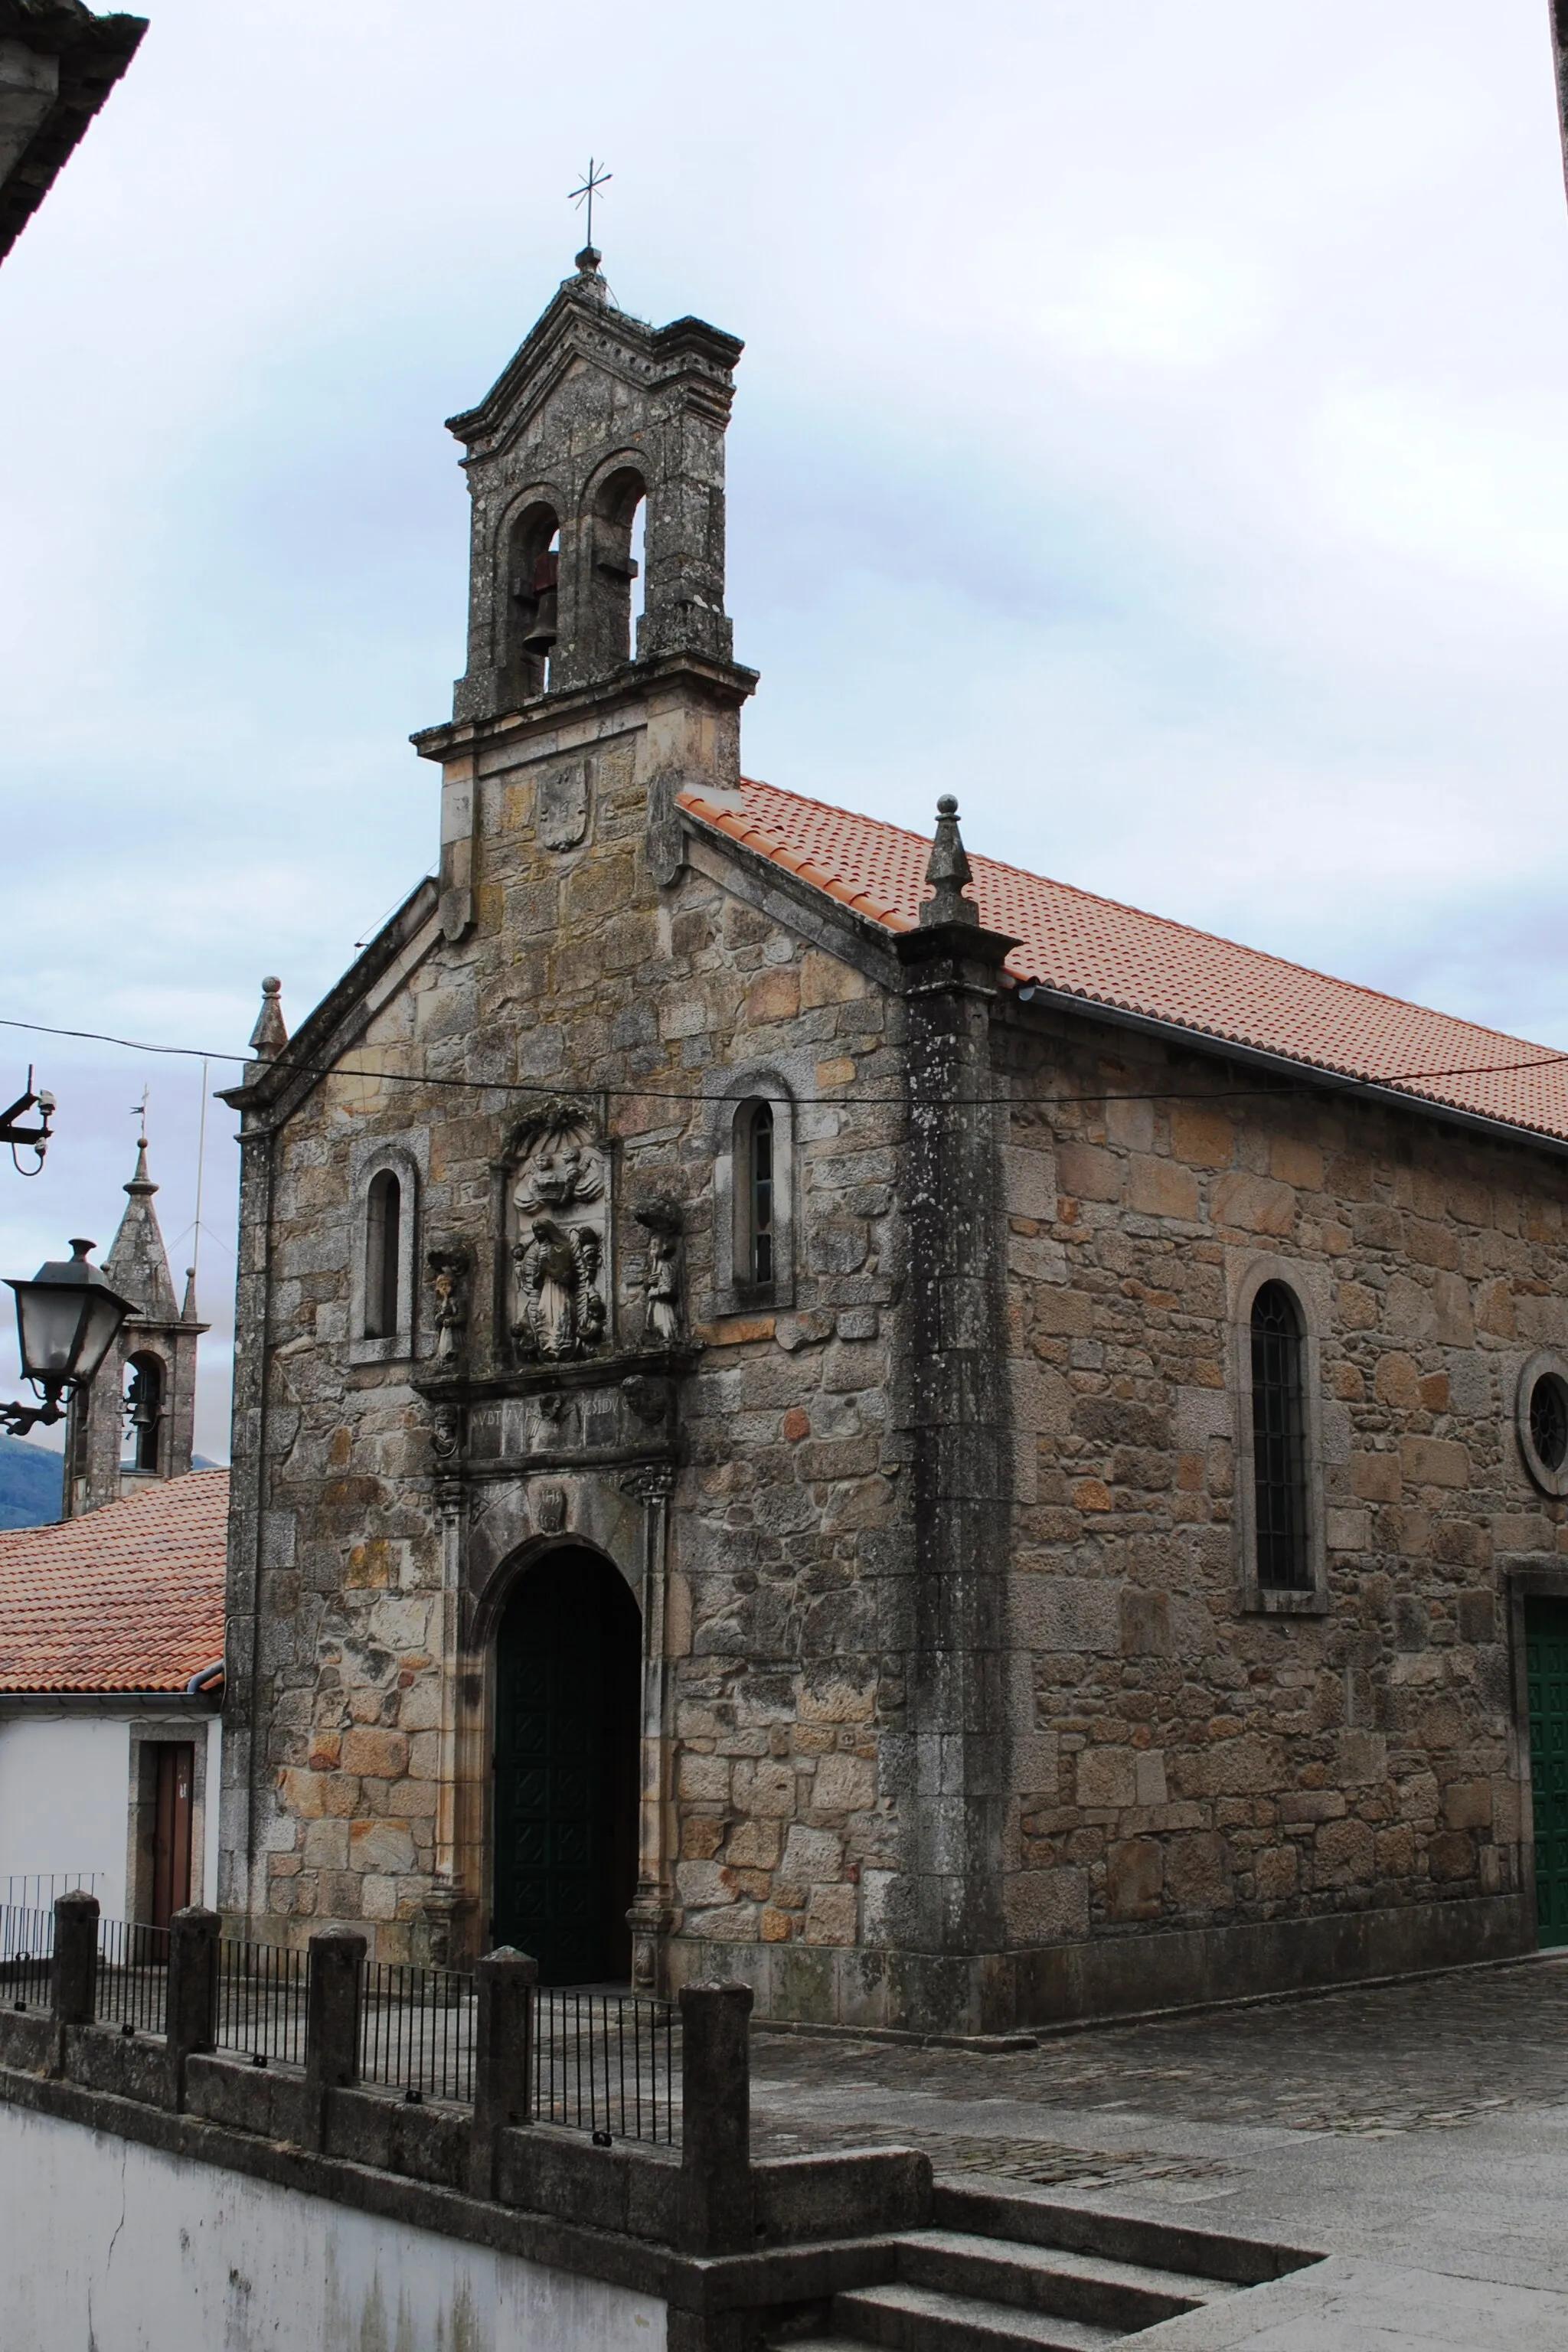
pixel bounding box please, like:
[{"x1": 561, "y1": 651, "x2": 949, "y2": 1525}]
[
  {"x1": 423, "y1": 1395, "x2": 476, "y2": 1966},
  {"x1": 624, "y1": 1460, "x2": 677, "y2": 1992},
  {"x1": 890, "y1": 798, "x2": 1018, "y2": 2032}
]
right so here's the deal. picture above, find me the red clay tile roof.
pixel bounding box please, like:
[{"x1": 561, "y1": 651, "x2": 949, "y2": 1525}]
[
  {"x1": 0, "y1": 1470, "x2": 227, "y2": 1695},
  {"x1": 681, "y1": 779, "x2": 1568, "y2": 1147}
]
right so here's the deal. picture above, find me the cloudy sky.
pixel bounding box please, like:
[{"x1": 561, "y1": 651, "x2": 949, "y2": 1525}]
[{"x1": 2, "y1": 0, "x2": 1566, "y2": 1460}]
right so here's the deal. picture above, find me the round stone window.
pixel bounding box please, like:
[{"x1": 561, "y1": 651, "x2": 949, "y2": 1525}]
[{"x1": 1518, "y1": 1353, "x2": 1568, "y2": 1498}]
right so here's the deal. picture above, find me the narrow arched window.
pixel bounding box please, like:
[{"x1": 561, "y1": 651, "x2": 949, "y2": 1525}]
[
  {"x1": 747, "y1": 1102, "x2": 774, "y2": 1289},
  {"x1": 506, "y1": 501, "x2": 560, "y2": 697},
  {"x1": 364, "y1": 1170, "x2": 402, "y2": 1340},
  {"x1": 1250, "y1": 1282, "x2": 1308, "y2": 1589},
  {"x1": 586, "y1": 466, "x2": 646, "y2": 672},
  {"x1": 122, "y1": 1354, "x2": 164, "y2": 1472}
]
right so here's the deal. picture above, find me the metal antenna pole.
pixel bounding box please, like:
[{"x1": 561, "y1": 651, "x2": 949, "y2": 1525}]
[{"x1": 191, "y1": 1057, "x2": 209, "y2": 1291}]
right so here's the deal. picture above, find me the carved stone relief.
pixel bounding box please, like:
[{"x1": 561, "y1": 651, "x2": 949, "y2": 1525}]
[
  {"x1": 426, "y1": 1242, "x2": 472, "y2": 1365},
  {"x1": 634, "y1": 1199, "x2": 684, "y2": 1349},
  {"x1": 508, "y1": 1112, "x2": 610, "y2": 1362},
  {"x1": 535, "y1": 759, "x2": 590, "y2": 852}
]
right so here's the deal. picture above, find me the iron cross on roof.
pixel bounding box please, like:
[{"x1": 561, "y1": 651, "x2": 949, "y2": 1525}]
[{"x1": 569, "y1": 157, "x2": 611, "y2": 254}]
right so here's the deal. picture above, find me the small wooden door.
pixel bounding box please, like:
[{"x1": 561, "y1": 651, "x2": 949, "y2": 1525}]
[
  {"x1": 493, "y1": 1550, "x2": 640, "y2": 1984},
  {"x1": 1527, "y1": 1598, "x2": 1568, "y2": 1947},
  {"x1": 151, "y1": 1743, "x2": 194, "y2": 1929}
]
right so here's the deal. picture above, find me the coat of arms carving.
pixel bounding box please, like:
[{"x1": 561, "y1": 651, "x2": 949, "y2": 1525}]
[{"x1": 508, "y1": 1112, "x2": 609, "y2": 1361}]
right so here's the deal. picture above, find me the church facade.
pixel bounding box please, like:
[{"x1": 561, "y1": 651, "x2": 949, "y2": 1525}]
[{"x1": 218, "y1": 248, "x2": 1568, "y2": 2033}]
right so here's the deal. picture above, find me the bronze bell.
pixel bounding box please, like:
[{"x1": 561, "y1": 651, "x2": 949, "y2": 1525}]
[{"x1": 520, "y1": 548, "x2": 559, "y2": 654}]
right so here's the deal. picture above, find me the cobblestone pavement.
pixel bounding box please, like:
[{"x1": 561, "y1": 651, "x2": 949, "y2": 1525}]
[
  {"x1": 749, "y1": 1955, "x2": 1568, "y2": 2344},
  {"x1": 750, "y1": 1953, "x2": 1568, "y2": 2160}
]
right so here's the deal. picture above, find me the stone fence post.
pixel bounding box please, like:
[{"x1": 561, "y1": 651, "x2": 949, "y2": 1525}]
[
  {"x1": 679, "y1": 1981, "x2": 753, "y2": 2255},
  {"x1": 305, "y1": 1926, "x2": 364, "y2": 2145},
  {"x1": 469, "y1": 1946, "x2": 537, "y2": 2198},
  {"x1": 51, "y1": 1890, "x2": 99, "y2": 2028},
  {"x1": 165, "y1": 1905, "x2": 220, "y2": 2108}
]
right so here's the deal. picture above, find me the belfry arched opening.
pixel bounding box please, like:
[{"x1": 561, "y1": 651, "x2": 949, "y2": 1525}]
[{"x1": 492, "y1": 1547, "x2": 641, "y2": 1985}]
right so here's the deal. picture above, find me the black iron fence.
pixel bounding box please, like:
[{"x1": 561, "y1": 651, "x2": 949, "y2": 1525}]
[
  {"x1": 95, "y1": 1918, "x2": 168, "y2": 2036},
  {"x1": 20, "y1": 1897, "x2": 685, "y2": 2148},
  {"x1": 217, "y1": 1935, "x2": 308, "y2": 2069},
  {"x1": 534, "y1": 1986, "x2": 679, "y2": 2146},
  {"x1": 0, "y1": 1904, "x2": 53, "y2": 2011},
  {"x1": 361, "y1": 1959, "x2": 475, "y2": 2104}
]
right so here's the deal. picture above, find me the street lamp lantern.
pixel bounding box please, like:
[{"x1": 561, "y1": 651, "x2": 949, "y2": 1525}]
[{"x1": 1, "y1": 1240, "x2": 135, "y2": 1436}]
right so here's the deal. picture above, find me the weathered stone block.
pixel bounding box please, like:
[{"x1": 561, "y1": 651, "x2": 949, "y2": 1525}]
[
  {"x1": 1165, "y1": 1832, "x2": 1232, "y2": 1910},
  {"x1": 1128, "y1": 1158, "x2": 1200, "y2": 1220},
  {"x1": 812, "y1": 1755, "x2": 875, "y2": 1814},
  {"x1": 1400, "y1": 1437, "x2": 1469, "y2": 1490},
  {"x1": 1106, "y1": 1838, "x2": 1162, "y2": 1920},
  {"x1": 732, "y1": 1759, "x2": 795, "y2": 1817},
  {"x1": 1211, "y1": 1173, "x2": 1295, "y2": 1236},
  {"x1": 341, "y1": 1728, "x2": 410, "y2": 1779},
  {"x1": 348, "y1": 1820, "x2": 416, "y2": 1875},
  {"x1": 1004, "y1": 1867, "x2": 1089, "y2": 1942},
  {"x1": 1076, "y1": 1747, "x2": 1138, "y2": 1810},
  {"x1": 803, "y1": 1886, "x2": 857, "y2": 1944},
  {"x1": 1313, "y1": 1818, "x2": 1374, "y2": 1886}
]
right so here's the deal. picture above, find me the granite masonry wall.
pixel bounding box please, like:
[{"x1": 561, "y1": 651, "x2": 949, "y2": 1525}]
[
  {"x1": 995, "y1": 998, "x2": 1553, "y2": 2012},
  {"x1": 221, "y1": 707, "x2": 918, "y2": 1978}
]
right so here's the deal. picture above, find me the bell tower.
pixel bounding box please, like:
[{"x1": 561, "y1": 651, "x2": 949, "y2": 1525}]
[
  {"x1": 448, "y1": 243, "x2": 743, "y2": 717},
  {"x1": 61, "y1": 1135, "x2": 207, "y2": 1517},
  {"x1": 416, "y1": 245, "x2": 756, "y2": 938}
]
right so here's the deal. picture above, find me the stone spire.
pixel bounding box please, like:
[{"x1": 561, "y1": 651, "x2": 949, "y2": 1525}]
[
  {"x1": 920, "y1": 795, "x2": 978, "y2": 928},
  {"x1": 103, "y1": 1135, "x2": 179, "y2": 1321}
]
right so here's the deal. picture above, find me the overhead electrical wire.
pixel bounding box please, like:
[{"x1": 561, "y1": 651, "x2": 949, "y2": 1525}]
[{"x1": 4, "y1": 1013, "x2": 1566, "y2": 1117}]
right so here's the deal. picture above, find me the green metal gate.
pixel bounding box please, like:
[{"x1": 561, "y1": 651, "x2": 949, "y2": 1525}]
[
  {"x1": 492, "y1": 1547, "x2": 640, "y2": 1984},
  {"x1": 1526, "y1": 1595, "x2": 1568, "y2": 1948}
]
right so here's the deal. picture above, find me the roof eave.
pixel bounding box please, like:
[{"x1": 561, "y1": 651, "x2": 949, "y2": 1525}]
[
  {"x1": 0, "y1": 1685, "x2": 223, "y2": 1713},
  {"x1": 1011, "y1": 982, "x2": 1568, "y2": 1165},
  {"x1": 0, "y1": 3, "x2": 147, "y2": 267}
]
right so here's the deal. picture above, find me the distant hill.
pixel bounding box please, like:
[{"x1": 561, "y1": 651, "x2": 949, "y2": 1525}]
[
  {"x1": 0, "y1": 1436, "x2": 62, "y2": 1530},
  {"x1": 0, "y1": 1442, "x2": 225, "y2": 1531}
]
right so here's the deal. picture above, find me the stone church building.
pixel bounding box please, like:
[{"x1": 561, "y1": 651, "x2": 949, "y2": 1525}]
[{"x1": 219, "y1": 245, "x2": 1568, "y2": 2034}]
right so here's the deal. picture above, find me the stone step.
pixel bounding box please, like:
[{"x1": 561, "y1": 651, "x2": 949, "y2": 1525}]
[
  {"x1": 929, "y1": 2180, "x2": 1318, "y2": 2288},
  {"x1": 831, "y1": 2281, "x2": 1122, "y2": 2352},
  {"x1": 893, "y1": 2229, "x2": 1220, "y2": 2334}
]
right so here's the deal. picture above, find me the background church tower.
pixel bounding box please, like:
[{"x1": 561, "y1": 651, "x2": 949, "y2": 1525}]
[{"x1": 61, "y1": 1135, "x2": 206, "y2": 1517}]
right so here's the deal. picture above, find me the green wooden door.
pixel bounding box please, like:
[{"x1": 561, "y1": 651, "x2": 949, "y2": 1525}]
[
  {"x1": 1527, "y1": 1596, "x2": 1568, "y2": 1947},
  {"x1": 493, "y1": 1549, "x2": 640, "y2": 1984}
]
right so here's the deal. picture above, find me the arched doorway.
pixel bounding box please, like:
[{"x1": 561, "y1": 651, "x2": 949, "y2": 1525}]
[{"x1": 492, "y1": 1547, "x2": 642, "y2": 1984}]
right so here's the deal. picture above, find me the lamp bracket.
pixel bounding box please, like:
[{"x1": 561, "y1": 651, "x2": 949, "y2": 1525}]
[{"x1": 0, "y1": 1393, "x2": 66, "y2": 1437}]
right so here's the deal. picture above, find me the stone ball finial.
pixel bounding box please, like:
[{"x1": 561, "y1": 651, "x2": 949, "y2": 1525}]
[
  {"x1": 920, "y1": 795, "x2": 978, "y2": 929},
  {"x1": 248, "y1": 975, "x2": 289, "y2": 1066}
]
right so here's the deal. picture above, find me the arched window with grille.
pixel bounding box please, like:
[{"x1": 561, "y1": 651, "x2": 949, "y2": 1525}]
[
  {"x1": 745, "y1": 1101, "x2": 774, "y2": 1289},
  {"x1": 714, "y1": 1079, "x2": 794, "y2": 1312},
  {"x1": 364, "y1": 1169, "x2": 402, "y2": 1341},
  {"x1": 1250, "y1": 1280, "x2": 1308, "y2": 1590}
]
